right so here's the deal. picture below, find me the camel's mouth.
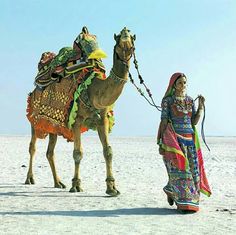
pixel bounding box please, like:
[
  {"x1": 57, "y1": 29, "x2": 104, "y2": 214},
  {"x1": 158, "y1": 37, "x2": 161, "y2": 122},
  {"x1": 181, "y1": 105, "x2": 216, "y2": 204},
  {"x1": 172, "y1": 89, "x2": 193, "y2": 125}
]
[
  {"x1": 119, "y1": 37, "x2": 133, "y2": 48},
  {"x1": 120, "y1": 35, "x2": 130, "y2": 41},
  {"x1": 120, "y1": 30, "x2": 132, "y2": 41}
]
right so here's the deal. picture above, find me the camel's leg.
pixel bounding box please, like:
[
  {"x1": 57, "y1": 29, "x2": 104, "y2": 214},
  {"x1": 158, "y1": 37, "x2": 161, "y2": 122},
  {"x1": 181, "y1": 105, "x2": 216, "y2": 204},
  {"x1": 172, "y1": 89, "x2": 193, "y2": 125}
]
[
  {"x1": 69, "y1": 121, "x2": 83, "y2": 193},
  {"x1": 46, "y1": 133, "x2": 66, "y2": 188},
  {"x1": 97, "y1": 110, "x2": 120, "y2": 196},
  {"x1": 25, "y1": 126, "x2": 37, "y2": 185}
]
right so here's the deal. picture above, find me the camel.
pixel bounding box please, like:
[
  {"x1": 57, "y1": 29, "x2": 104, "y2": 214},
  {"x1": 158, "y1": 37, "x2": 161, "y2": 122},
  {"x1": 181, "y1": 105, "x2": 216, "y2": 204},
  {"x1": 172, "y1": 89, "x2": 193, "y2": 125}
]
[{"x1": 25, "y1": 27, "x2": 135, "y2": 196}]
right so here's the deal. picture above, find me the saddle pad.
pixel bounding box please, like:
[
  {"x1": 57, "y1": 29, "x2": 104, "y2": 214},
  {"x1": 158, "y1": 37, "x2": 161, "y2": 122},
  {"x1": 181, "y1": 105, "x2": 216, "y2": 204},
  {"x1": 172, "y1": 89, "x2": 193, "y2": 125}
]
[{"x1": 27, "y1": 70, "x2": 88, "y2": 141}]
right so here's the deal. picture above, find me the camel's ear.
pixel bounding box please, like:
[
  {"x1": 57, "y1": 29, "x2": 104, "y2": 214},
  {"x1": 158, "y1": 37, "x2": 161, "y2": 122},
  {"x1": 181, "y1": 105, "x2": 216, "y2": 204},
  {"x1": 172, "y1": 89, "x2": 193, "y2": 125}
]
[
  {"x1": 82, "y1": 26, "x2": 89, "y2": 34},
  {"x1": 114, "y1": 33, "x2": 117, "y2": 40},
  {"x1": 132, "y1": 34, "x2": 136, "y2": 41}
]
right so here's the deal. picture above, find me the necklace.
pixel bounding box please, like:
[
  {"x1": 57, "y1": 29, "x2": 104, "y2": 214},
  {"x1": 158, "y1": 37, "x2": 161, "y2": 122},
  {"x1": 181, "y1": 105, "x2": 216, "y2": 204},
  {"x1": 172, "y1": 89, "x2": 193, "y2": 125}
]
[
  {"x1": 175, "y1": 96, "x2": 185, "y2": 101},
  {"x1": 174, "y1": 96, "x2": 189, "y2": 114}
]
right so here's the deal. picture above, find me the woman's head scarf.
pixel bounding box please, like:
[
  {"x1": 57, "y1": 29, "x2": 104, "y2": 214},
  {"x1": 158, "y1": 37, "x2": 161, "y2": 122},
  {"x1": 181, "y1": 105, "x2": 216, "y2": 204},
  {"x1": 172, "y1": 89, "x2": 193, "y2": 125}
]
[{"x1": 164, "y1": 72, "x2": 186, "y2": 98}]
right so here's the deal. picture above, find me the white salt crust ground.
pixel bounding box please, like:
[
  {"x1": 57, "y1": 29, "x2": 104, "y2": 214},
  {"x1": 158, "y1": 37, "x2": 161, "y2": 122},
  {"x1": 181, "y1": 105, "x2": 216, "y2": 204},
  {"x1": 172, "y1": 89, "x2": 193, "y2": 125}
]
[{"x1": 0, "y1": 136, "x2": 235, "y2": 235}]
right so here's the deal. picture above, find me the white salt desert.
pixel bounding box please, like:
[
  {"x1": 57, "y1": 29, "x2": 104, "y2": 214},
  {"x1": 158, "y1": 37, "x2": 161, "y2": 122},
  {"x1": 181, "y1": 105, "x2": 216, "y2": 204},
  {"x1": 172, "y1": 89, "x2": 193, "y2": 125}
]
[{"x1": 0, "y1": 136, "x2": 235, "y2": 234}]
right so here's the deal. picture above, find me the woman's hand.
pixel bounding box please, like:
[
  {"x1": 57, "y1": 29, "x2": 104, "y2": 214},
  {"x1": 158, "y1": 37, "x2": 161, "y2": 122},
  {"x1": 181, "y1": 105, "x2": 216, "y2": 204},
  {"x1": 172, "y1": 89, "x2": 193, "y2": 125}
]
[
  {"x1": 198, "y1": 95, "x2": 205, "y2": 109},
  {"x1": 192, "y1": 95, "x2": 205, "y2": 125}
]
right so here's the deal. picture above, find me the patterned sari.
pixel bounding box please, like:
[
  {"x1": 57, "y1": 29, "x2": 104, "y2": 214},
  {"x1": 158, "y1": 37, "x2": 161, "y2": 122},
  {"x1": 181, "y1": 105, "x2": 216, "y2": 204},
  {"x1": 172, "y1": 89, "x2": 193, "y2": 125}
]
[
  {"x1": 161, "y1": 123, "x2": 211, "y2": 211},
  {"x1": 157, "y1": 72, "x2": 211, "y2": 212}
]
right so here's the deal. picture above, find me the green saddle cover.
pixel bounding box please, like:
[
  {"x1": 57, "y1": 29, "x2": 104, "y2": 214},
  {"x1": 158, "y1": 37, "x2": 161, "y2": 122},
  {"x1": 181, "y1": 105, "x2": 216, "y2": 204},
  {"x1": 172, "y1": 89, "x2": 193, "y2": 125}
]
[{"x1": 49, "y1": 47, "x2": 77, "y2": 70}]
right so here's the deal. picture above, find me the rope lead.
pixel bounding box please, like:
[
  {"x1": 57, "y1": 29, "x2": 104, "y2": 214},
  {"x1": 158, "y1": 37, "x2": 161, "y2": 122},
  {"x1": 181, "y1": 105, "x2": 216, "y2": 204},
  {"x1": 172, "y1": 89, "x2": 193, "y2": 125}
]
[
  {"x1": 131, "y1": 51, "x2": 210, "y2": 152},
  {"x1": 130, "y1": 51, "x2": 162, "y2": 111},
  {"x1": 194, "y1": 97, "x2": 210, "y2": 151}
]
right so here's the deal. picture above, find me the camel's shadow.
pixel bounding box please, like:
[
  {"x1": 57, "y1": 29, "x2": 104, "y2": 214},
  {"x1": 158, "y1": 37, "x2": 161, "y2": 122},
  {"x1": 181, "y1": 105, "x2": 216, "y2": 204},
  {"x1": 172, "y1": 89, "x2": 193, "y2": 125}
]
[
  {"x1": 0, "y1": 207, "x2": 179, "y2": 217},
  {"x1": 0, "y1": 184, "x2": 179, "y2": 216}
]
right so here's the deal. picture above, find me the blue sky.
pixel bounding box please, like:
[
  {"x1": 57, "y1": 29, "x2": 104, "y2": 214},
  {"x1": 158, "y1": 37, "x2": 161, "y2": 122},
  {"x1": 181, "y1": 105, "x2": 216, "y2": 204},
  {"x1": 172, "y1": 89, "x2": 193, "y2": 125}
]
[{"x1": 0, "y1": 0, "x2": 235, "y2": 136}]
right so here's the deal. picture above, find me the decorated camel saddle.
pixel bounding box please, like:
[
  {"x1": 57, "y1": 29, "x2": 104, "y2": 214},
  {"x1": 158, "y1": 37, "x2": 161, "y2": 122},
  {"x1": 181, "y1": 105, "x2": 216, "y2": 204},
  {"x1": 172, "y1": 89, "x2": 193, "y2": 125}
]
[
  {"x1": 27, "y1": 27, "x2": 114, "y2": 141},
  {"x1": 35, "y1": 27, "x2": 106, "y2": 88}
]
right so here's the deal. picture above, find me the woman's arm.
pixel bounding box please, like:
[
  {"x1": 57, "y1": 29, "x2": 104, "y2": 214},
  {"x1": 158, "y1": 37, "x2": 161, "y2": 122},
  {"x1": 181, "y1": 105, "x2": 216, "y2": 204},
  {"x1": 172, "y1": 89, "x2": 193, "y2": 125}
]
[
  {"x1": 158, "y1": 118, "x2": 168, "y2": 141},
  {"x1": 157, "y1": 118, "x2": 168, "y2": 155},
  {"x1": 157, "y1": 97, "x2": 170, "y2": 154}
]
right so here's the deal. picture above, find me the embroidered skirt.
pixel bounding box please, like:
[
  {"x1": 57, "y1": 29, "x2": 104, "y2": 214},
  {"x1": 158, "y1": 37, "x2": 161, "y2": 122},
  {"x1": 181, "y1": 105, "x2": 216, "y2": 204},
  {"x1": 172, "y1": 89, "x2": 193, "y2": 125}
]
[{"x1": 163, "y1": 141, "x2": 201, "y2": 211}]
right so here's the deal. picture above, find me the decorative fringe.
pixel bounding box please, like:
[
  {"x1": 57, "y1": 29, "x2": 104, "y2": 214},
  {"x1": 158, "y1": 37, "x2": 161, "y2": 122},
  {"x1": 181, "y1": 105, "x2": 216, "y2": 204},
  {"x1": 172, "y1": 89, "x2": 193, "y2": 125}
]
[{"x1": 68, "y1": 69, "x2": 109, "y2": 129}]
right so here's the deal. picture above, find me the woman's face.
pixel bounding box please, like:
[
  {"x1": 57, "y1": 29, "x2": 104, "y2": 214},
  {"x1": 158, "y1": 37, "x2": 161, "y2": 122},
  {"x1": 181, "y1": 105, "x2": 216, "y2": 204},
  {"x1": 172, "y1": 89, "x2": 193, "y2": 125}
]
[{"x1": 174, "y1": 76, "x2": 187, "y2": 93}]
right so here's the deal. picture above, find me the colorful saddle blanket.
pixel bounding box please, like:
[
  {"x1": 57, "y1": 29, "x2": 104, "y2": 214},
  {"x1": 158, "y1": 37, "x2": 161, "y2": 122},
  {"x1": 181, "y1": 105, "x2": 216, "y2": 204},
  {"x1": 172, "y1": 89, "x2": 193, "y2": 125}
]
[
  {"x1": 27, "y1": 68, "x2": 114, "y2": 141},
  {"x1": 28, "y1": 69, "x2": 86, "y2": 141},
  {"x1": 35, "y1": 47, "x2": 81, "y2": 88},
  {"x1": 34, "y1": 47, "x2": 106, "y2": 88}
]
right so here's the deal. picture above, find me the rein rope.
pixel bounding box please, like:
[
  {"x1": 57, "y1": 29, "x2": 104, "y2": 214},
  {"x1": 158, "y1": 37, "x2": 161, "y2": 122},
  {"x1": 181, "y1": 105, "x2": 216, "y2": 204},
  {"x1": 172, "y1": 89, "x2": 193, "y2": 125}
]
[
  {"x1": 128, "y1": 49, "x2": 162, "y2": 111},
  {"x1": 194, "y1": 96, "x2": 210, "y2": 151}
]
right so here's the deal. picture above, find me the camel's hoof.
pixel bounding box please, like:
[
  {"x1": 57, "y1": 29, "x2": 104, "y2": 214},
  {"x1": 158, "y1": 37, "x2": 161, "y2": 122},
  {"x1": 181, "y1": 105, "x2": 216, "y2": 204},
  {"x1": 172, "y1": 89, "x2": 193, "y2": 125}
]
[
  {"x1": 25, "y1": 179, "x2": 30, "y2": 184},
  {"x1": 106, "y1": 189, "x2": 120, "y2": 197},
  {"x1": 25, "y1": 177, "x2": 35, "y2": 185},
  {"x1": 69, "y1": 187, "x2": 77, "y2": 193},
  {"x1": 69, "y1": 178, "x2": 82, "y2": 192},
  {"x1": 105, "y1": 177, "x2": 120, "y2": 197},
  {"x1": 69, "y1": 186, "x2": 83, "y2": 193},
  {"x1": 55, "y1": 181, "x2": 66, "y2": 189}
]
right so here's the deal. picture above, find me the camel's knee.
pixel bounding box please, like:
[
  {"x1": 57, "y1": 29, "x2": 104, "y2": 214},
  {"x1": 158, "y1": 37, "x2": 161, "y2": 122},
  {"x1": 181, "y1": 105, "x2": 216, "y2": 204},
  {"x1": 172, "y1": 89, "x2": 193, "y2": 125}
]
[
  {"x1": 73, "y1": 150, "x2": 83, "y2": 164},
  {"x1": 104, "y1": 146, "x2": 113, "y2": 161},
  {"x1": 46, "y1": 149, "x2": 54, "y2": 159},
  {"x1": 29, "y1": 142, "x2": 36, "y2": 155}
]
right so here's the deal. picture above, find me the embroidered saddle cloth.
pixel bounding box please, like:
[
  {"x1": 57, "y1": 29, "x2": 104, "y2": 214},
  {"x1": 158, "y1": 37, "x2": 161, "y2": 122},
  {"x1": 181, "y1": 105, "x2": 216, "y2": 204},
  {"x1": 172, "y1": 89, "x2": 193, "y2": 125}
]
[
  {"x1": 27, "y1": 69, "x2": 89, "y2": 141},
  {"x1": 27, "y1": 67, "x2": 114, "y2": 142}
]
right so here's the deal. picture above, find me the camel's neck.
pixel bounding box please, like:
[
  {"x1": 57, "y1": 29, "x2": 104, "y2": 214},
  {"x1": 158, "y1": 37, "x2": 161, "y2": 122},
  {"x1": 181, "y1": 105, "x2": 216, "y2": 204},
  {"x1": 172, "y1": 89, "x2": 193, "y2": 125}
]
[
  {"x1": 112, "y1": 51, "x2": 130, "y2": 81},
  {"x1": 89, "y1": 49, "x2": 131, "y2": 109},
  {"x1": 101, "y1": 51, "x2": 130, "y2": 106}
]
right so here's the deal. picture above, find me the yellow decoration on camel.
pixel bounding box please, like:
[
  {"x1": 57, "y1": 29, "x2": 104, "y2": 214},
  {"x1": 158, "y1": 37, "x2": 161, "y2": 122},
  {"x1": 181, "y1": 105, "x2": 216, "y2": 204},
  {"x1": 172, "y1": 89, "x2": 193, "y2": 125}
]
[
  {"x1": 74, "y1": 26, "x2": 107, "y2": 59},
  {"x1": 88, "y1": 48, "x2": 107, "y2": 59}
]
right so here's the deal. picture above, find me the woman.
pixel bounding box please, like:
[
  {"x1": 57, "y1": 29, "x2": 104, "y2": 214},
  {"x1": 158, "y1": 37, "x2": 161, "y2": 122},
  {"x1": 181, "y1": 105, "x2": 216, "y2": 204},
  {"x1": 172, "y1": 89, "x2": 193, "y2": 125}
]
[{"x1": 157, "y1": 72, "x2": 211, "y2": 212}]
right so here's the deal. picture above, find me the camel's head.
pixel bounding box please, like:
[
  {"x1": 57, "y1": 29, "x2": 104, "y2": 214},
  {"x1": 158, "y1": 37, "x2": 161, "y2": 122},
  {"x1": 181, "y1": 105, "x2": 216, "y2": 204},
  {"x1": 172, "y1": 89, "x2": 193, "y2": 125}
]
[
  {"x1": 74, "y1": 26, "x2": 107, "y2": 60},
  {"x1": 114, "y1": 27, "x2": 135, "y2": 63}
]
